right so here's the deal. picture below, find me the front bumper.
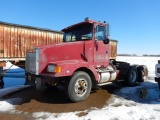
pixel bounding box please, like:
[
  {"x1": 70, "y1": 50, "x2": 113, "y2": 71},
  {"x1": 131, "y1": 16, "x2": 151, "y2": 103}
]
[
  {"x1": 26, "y1": 73, "x2": 60, "y2": 87},
  {"x1": 155, "y1": 77, "x2": 160, "y2": 83}
]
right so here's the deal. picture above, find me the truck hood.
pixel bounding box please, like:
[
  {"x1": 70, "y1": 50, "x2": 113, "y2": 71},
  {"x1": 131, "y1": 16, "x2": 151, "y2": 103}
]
[
  {"x1": 37, "y1": 41, "x2": 86, "y2": 73},
  {"x1": 37, "y1": 42, "x2": 84, "y2": 61}
]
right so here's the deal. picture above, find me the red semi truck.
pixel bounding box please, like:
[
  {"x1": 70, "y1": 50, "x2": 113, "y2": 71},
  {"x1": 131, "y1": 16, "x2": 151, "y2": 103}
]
[{"x1": 25, "y1": 18, "x2": 148, "y2": 102}]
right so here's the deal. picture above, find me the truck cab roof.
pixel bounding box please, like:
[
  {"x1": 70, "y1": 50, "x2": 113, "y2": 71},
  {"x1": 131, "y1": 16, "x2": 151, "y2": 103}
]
[{"x1": 61, "y1": 18, "x2": 106, "y2": 32}]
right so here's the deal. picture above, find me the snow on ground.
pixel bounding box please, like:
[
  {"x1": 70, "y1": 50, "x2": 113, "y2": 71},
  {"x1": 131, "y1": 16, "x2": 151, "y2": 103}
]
[{"x1": 0, "y1": 56, "x2": 160, "y2": 120}]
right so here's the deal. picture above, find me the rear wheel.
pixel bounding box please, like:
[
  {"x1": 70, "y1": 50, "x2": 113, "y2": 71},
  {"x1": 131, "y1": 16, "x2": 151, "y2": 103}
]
[
  {"x1": 66, "y1": 71, "x2": 92, "y2": 102},
  {"x1": 137, "y1": 65, "x2": 148, "y2": 82},
  {"x1": 127, "y1": 66, "x2": 138, "y2": 86}
]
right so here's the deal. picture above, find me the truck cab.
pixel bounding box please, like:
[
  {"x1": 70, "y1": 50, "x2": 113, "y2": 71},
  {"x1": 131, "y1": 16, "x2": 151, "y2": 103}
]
[{"x1": 62, "y1": 17, "x2": 110, "y2": 67}]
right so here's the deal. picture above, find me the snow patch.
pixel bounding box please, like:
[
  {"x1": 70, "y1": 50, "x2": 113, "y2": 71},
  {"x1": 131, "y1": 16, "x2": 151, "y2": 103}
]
[{"x1": 0, "y1": 98, "x2": 22, "y2": 112}]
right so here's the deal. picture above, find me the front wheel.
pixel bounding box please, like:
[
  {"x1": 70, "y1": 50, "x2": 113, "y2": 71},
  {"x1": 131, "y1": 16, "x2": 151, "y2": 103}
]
[
  {"x1": 66, "y1": 71, "x2": 92, "y2": 102},
  {"x1": 127, "y1": 66, "x2": 138, "y2": 86}
]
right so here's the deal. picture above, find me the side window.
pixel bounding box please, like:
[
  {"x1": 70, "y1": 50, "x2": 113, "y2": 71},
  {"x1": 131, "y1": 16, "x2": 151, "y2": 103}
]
[
  {"x1": 72, "y1": 34, "x2": 77, "y2": 41},
  {"x1": 81, "y1": 32, "x2": 92, "y2": 40},
  {"x1": 95, "y1": 25, "x2": 105, "y2": 40}
]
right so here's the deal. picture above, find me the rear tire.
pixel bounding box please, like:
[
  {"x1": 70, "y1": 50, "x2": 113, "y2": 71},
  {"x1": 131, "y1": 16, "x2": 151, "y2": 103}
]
[
  {"x1": 137, "y1": 65, "x2": 148, "y2": 82},
  {"x1": 66, "y1": 71, "x2": 92, "y2": 102},
  {"x1": 127, "y1": 66, "x2": 138, "y2": 86}
]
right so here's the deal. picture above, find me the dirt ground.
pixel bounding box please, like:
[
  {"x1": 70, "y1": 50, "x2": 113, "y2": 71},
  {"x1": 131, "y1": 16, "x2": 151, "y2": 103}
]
[{"x1": 0, "y1": 84, "x2": 118, "y2": 120}]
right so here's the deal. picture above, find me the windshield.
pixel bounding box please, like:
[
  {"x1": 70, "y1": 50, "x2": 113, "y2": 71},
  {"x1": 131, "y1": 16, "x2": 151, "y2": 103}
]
[{"x1": 63, "y1": 24, "x2": 93, "y2": 42}]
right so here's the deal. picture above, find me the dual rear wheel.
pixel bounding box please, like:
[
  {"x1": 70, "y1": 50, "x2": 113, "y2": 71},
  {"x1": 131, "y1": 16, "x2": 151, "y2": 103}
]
[{"x1": 127, "y1": 65, "x2": 148, "y2": 86}]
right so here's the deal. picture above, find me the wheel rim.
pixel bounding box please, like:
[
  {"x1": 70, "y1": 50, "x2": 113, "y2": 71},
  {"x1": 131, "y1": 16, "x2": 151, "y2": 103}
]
[
  {"x1": 130, "y1": 71, "x2": 137, "y2": 83},
  {"x1": 74, "y1": 78, "x2": 87, "y2": 96}
]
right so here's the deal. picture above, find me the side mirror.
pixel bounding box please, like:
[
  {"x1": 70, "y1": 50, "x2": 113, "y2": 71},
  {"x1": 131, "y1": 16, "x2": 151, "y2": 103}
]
[
  {"x1": 103, "y1": 36, "x2": 110, "y2": 44},
  {"x1": 106, "y1": 23, "x2": 110, "y2": 36}
]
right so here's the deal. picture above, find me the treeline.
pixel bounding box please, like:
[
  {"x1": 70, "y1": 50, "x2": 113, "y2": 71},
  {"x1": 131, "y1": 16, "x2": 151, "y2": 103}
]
[
  {"x1": 118, "y1": 54, "x2": 138, "y2": 56},
  {"x1": 142, "y1": 54, "x2": 160, "y2": 57},
  {"x1": 118, "y1": 54, "x2": 160, "y2": 57}
]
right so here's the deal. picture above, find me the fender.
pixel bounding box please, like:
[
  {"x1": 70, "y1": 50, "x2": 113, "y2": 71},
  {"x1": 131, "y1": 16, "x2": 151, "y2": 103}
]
[{"x1": 40, "y1": 60, "x2": 99, "y2": 80}]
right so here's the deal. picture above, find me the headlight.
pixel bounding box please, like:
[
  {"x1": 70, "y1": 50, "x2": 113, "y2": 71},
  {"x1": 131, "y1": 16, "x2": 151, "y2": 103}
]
[
  {"x1": 47, "y1": 65, "x2": 55, "y2": 72},
  {"x1": 47, "y1": 65, "x2": 62, "y2": 73}
]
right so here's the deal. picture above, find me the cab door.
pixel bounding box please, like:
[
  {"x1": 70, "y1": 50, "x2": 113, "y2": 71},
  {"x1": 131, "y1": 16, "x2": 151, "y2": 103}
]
[{"x1": 94, "y1": 25, "x2": 109, "y2": 67}]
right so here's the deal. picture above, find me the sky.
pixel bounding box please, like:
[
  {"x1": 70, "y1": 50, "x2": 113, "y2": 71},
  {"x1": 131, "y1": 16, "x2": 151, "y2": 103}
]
[{"x1": 0, "y1": 0, "x2": 160, "y2": 55}]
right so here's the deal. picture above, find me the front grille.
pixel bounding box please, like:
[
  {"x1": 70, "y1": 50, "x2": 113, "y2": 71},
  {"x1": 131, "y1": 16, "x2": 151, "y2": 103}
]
[{"x1": 25, "y1": 49, "x2": 39, "y2": 75}]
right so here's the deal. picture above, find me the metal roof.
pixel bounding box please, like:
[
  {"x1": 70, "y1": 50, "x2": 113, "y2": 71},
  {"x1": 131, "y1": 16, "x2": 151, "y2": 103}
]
[{"x1": 0, "y1": 21, "x2": 63, "y2": 33}]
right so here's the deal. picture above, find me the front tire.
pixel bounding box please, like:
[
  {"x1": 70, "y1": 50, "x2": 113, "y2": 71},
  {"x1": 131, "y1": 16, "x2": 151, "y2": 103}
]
[{"x1": 66, "y1": 71, "x2": 92, "y2": 102}]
